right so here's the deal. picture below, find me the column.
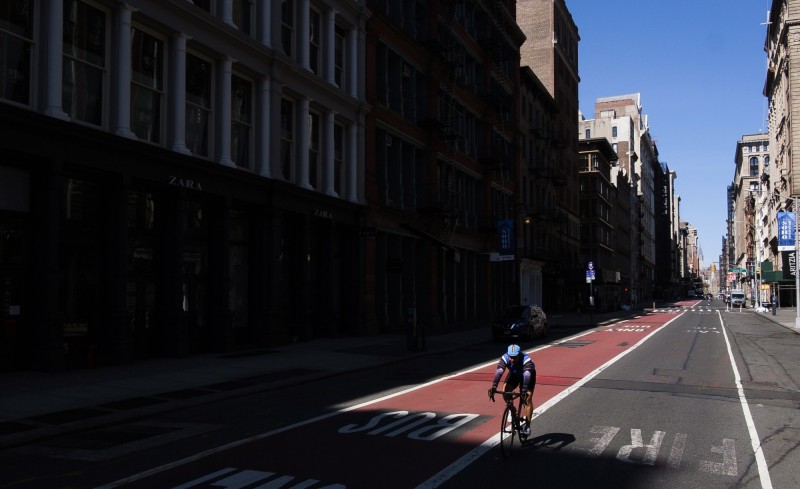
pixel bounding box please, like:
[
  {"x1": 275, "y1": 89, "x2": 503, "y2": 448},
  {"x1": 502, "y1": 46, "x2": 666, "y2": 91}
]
[
  {"x1": 347, "y1": 122, "x2": 358, "y2": 202},
  {"x1": 44, "y1": 0, "x2": 68, "y2": 119},
  {"x1": 218, "y1": 56, "x2": 235, "y2": 167},
  {"x1": 115, "y1": 4, "x2": 136, "y2": 138},
  {"x1": 325, "y1": 9, "x2": 336, "y2": 84},
  {"x1": 257, "y1": 77, "x2": 271, "y2": 178},
  {"x1": 269, "y1": 80, "x2": 284, "y2": 179},
  {"x1": 297, "y1": 96, "x2": 312, "y2": 189},
  {"x1": 299, "y1": 0, "x2": 310, "y2": 70},
  {"x1": 221, "y1": 0, "x2": 234, "y2": 27},
  {"x1": 259, "y1": 0, "x2": 275, "y2": 48},
  {"x1": 348, "y1": 27, "x2": 358, "y2": 98},
  {"x1": 171, "y1": 34, "x2": 191, "y2": 154},
  {"x1": 324, "y1": 110, "x2": 336, "y2": 196}
]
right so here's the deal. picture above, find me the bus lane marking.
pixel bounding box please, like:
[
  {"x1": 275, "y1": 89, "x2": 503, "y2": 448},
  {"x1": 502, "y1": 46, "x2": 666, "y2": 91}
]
[
  {"x1": 417, "y1": 311, "x2": 686, "y2": 489},
  {"x1": 99, "y1": 314, "x2": 682, "y2": 489}
]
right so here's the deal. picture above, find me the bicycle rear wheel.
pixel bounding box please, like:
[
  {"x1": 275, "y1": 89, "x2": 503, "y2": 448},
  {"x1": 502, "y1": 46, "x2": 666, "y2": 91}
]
[{"x1": 499, "y1": 405, "x2": 516, "y2": 457}]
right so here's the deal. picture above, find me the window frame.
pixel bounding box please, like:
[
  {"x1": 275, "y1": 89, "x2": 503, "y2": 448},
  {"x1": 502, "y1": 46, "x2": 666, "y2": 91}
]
[
  {"x1": 185, "y1": 51, "x2": 214, "y2": 158},
  {"x1": 0, "y1": 0, "x2": 35, "y2": 107},
  {"x1": 280, "y1": 97, "x2": 296, "y2": 181},
  {"x1": 231, "y1": 72, "x2": 253, "y2": 169},
  {"x1": 130, "y1": 24, "x2": 166, "y2": 144},
  {"x1": 62, "y1": 0, "x2": 110, "y2": 127}
]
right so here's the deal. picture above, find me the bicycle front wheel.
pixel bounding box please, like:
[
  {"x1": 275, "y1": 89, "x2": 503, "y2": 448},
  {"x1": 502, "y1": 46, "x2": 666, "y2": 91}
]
[{"x1": 499, "y1": 405, "x2": 516, "y2": 458}]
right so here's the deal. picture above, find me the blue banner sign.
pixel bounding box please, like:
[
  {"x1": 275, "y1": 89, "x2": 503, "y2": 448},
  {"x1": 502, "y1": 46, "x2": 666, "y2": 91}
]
[
  {"x1": 778, "y1": 211, "x2": 795, "y2": 251},
  {"x1": 497, "y1": 219, "x2": 514, "y2": 255}
]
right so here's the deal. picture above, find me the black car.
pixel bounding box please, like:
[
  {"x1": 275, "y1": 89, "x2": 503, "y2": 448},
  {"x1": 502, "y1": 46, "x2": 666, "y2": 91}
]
[{"x1": 492, "y1": 305, "x2": 548, "y2": 341}]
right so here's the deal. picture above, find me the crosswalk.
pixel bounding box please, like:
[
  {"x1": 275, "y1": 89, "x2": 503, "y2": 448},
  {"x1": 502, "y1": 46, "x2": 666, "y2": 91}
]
[{"x1": 653, "y1": 307, "x2": 717, "y2": 314}]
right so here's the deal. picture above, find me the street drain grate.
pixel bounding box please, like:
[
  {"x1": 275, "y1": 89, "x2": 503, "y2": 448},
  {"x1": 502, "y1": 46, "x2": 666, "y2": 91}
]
[{"x1": 554, "y1": 340, "x2": 595, "y2": 348}]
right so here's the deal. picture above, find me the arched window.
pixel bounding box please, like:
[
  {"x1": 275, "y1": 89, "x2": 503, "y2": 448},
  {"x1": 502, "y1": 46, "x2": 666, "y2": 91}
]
[{"x1": 749, "y1": 156, "x2": 759, "y2": 176}]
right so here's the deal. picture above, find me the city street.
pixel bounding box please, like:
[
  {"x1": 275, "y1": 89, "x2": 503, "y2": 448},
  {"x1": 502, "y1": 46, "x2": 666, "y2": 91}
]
[{"x1": 0, "y1": 300, "x2": 798, "y2": 489}]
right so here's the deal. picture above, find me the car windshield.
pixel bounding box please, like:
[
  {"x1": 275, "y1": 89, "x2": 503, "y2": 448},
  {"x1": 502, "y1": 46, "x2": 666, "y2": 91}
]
[{"x1": 499, "y1": 306, "x2": 529, "y2": 320}]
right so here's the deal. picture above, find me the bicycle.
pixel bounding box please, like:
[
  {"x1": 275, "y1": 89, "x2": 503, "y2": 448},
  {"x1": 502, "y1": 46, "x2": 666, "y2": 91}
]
[{"x1": 489, "y1": 389, "x2": 529, "y2": 457}]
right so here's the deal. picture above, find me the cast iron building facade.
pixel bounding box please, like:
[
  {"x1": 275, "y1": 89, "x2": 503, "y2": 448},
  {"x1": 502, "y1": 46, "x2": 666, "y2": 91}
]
[
  {"x1": 363, "y1": 0, "x2": 525, "y2": 336},
  {"x1": 0, "y1": 0, "x2": 369, "y2": 371}
]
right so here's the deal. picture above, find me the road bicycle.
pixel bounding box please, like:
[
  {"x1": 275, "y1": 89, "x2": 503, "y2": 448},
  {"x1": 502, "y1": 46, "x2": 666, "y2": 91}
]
[{"x1": 489, "y1": 389, "x2": 529, "y2": 457}]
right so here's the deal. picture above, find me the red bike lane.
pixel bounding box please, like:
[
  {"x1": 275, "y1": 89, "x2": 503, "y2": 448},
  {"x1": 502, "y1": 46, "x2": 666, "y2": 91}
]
[{"x1": 103, "y1": 311, "x2": 684, "y2": 489}]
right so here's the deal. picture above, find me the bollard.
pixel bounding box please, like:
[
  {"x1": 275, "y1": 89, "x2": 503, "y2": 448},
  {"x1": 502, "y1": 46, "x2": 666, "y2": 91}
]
[{"x1": 772, "y1": 302, "x2": 777, "y2": 316}]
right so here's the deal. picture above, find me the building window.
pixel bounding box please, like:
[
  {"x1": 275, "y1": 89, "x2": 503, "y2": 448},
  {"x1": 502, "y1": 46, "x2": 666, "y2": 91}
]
[
  {"x1": 281, "y1": 0, "x2": 294, "y2": 57},
  {"x1": 334, "y1": 25, "x2": 345, "y2": 88},
  {"x1": 308, "y1": 111, "x2": 320, "y2": 189},
  {"x1": 612, "y1": 126, "x2": 617, "y2": 138},
  {"x1": 749, "y1": 156, "x2": 759, "y2": 177},
  {"x1": 232, "y1": 0, "x2": 254, "y2": 36},
  {"x1": 585, "y1": 129, "x2": 590, "y2": 139},
  {"x1": 185, "y1": 53, "x2": 213, "y2": 157},
  {"x1": 334, "y1": 122, "x2": 344, "y2": 195},
  {"x1": 62, "y1": 0, "x2": 107, "y2": 125},
  {"x1": 0, "y1": 0, "x2": 33, "y2": 105},
  {"x1": 231, "y1": 74, "x2": 252, "y2": 169},
  {"x1": 131, "y1": 27, "x2": 163, "y2": 143},
  {"x1": 309, "y1": 8, "x2": 320, "y2": 74},
  {"x1": 191, "y1": 0, "x2": 211, "y2": 14},
  {"x1": 280, "y1": 98, "x2": 295, "y2": 181},
  {"x1": 765, "y1": 155, "x2": 770, "y2": 166}
]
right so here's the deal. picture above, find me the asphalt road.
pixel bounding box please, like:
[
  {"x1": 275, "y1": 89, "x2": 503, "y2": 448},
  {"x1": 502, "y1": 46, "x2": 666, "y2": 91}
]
[{"x1": 1, "y1": 300, "x2": 798, "y2": 489}]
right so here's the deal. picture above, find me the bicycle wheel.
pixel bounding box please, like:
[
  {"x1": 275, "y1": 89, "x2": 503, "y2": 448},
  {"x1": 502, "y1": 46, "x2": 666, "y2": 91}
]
[{"x1": 499, "y1": 405, "x2": 516, "y2": 457}]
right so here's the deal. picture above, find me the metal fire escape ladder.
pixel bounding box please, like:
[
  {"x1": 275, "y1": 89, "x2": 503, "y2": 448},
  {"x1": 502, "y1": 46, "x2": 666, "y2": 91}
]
[
  {"x1": 487, "y1": 0, "x2": 513, "y2": 221},
  {"x1": 438, "y1": 3, "x2": 462, "y2": 243}
]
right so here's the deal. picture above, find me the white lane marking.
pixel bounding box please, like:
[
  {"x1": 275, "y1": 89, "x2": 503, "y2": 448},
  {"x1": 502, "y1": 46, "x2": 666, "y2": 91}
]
[
  {"x1": 717, "y1": 311, "x2": 774, "y2": 488},
  {"x1": 97, "y1": 316, "x2": 672, "y2": 489},
  {"x1": 417, "y1": 311, "x2": 686, "y2": 488},
  {"x1": 667, "y1": 432, "x2": 687, "y2": 469}
]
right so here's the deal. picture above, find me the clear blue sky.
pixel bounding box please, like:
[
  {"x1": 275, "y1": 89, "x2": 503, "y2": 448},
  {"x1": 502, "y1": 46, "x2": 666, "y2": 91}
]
[{"x1": 567, "y1": 0, "x2": 772, "y2": 267}]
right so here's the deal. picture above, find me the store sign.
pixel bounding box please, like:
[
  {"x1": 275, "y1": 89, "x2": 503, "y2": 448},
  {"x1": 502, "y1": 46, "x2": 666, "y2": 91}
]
[
  {"x1": 168, "y1": 176, "x2": 203, "y2": 191},
  {"x1": 782, "y1": 250, "x2": 797, "y2": 280},
  {"x1": 778, "y1": 211, "x2": 795, "y2": 251},
  {"x1": 313, "y1": 208, "x2": 334, "y2": 219}
]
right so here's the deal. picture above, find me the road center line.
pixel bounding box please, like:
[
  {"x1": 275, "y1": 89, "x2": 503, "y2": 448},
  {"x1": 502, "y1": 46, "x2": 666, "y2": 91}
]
[
  {"x1": 417, "y1": 311, "x2": 686, "y2": 489},
  {"x1": 716, "y1": 311, "x2": 774, "y2": 489}
]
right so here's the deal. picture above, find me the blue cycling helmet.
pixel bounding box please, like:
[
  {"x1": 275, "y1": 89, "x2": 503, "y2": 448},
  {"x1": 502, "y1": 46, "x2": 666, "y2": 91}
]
[{"x1": 507, "y1": 344, "x2": 521, "y2": 357}]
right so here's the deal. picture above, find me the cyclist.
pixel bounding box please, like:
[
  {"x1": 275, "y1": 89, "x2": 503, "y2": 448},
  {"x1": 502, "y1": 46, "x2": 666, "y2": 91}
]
[{"x1": 487, "y1": 344, "x2": 536, "y2": 436}]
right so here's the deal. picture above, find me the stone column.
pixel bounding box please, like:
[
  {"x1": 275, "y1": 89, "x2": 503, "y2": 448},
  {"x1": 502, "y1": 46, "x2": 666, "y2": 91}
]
[
  {"x1": 171, "y1": 34, "x2": 191, "y2": 154},
  {"x1": 218, "y1": 56, "x2": 235, "y2": 167},
  {"x1": 115, "y1": 4, "x2": 136, "y2": 138},
  {"x1": 297, "y1": 96, "x2": 312, "y2": 189},
  {"x1": 44, "y1": 1, "x2": 68, "y2": 119}
]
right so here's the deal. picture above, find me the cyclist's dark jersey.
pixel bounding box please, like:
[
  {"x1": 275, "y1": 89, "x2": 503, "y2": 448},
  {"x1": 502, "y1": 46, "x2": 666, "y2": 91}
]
[{"x1": 491, "y1": 352, "x2": 535, "y2": 390}]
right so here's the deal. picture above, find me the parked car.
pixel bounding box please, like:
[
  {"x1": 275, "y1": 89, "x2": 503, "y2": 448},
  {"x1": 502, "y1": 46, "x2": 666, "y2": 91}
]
[{"x1": 492, "y1": 305, "x2": 548, "y2": 341}]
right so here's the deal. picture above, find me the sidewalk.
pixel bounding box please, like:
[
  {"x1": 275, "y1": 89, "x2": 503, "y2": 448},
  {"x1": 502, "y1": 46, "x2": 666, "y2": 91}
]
[{"x1": 0, "y1": 306, "x2": 792, "y2": 451}]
